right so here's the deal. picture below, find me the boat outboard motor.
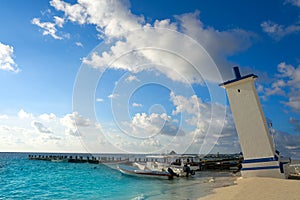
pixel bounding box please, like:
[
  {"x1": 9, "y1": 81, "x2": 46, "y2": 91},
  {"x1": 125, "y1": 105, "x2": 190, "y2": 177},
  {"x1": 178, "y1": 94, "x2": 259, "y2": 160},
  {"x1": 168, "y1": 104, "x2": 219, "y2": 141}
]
[
  {"x1": 183, "y1": 164, "x2": 194, "y2": 177},
  {"x1": 167, "y1": 167, "x2": 179, "y2": 178}
]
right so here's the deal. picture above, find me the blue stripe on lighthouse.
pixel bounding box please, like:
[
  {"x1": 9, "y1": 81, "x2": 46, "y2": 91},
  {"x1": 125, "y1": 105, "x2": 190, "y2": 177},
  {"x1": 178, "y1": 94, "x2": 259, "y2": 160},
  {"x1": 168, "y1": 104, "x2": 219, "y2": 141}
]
[
  {"x1": 241, "y1": 166, "x2": 280, "y2": 171},
  {"x1": 242, "y1": 156, "x2": 278, "y2": 164}
]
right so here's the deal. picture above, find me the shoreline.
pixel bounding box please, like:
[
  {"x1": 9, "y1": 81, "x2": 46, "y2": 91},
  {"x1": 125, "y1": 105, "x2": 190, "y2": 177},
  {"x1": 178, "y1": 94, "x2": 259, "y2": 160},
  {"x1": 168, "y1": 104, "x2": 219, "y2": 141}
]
[{"x1": 199, "y1": 177, "x2": 300, "y2": 200}]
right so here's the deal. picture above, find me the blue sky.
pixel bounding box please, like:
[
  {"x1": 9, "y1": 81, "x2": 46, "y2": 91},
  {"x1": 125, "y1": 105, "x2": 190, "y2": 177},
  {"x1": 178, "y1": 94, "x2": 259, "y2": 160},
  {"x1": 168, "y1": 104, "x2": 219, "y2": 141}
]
[{"x1": 0, "y1": 0, "x2": 299, "y2": 157}]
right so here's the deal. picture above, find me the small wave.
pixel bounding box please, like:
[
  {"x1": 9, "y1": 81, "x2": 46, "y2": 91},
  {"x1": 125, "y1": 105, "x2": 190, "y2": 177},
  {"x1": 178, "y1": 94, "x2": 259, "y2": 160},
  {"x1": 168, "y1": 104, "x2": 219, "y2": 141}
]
[{"x1": 131, "y1": 194, "x2": 145, "y2": 200}]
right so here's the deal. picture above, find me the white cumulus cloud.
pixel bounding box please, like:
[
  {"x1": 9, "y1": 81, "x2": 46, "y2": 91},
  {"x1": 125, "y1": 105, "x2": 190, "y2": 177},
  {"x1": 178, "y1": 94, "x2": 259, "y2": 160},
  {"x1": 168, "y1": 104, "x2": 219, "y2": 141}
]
[
  {"x1": 53, "y1": 16, "x2": 64, "y2": 27},
  {"x1": 0, "y1": 110, "x2": 111, "y2": 152},
  {"x1": 273, "y1": 130, "x2": 300, "y2": 158},
  {"x1": 125, "y1": 75, "x2": 140, "y2": 82},
  {"x1": 0, "y1": 42, "x2": 20, "y2": 73},
  {"x1": 48, "y1": 0, "x2": 254, "y2": 83},
  {"x1": 132, "y1": 102, "x2": 142, "y2": 107},
  {"x1": 261, "y1": 62, "x2": 300, "y2": 113},
  {"x1": 18, "y1": 109, "x2": 33, "y2": 119},
  {"x1": 32, "y1": 18, "x2": 62, "y2": 39},
  {"x1": 50, "y1": 0, "x2": 143, "y2": 38},
  {"x1": 121, "y1": 112, "x2": 184, "y2": 140},
  {"x1": 96, "y1": 98, "x2": 104, "y2": 102},
  {"x1": 60, "y1": 112, "x2": 91, "y2": 129},
  {"x1": 75, "y1": 42, "x2": 83, "y2": 47},
  {"x1": 261, "y1": 21, "x2": 300, "y2": 40},
  {"x1": 108, "y1": 93, "x2": 119, "y2": 99},
  {"x1": 261, "y1": 3, "x2": 300, "y2": 40},
  {"x1": 39, "y1": 113, "x2": 57, "y2": 121},
  {"x1": 285, "y1": 0, "x2": 300, "y2": 7},
  {"x1": 0, "y1": 114, "x2": 8, "y2": 119}
]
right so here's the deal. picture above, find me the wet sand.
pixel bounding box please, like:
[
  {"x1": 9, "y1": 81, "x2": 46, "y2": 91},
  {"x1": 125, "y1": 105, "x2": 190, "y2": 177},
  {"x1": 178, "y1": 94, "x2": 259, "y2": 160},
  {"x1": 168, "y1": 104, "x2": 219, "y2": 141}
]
[{"x1": 199, "y1": 177, "x2": 300, "y2": 200}]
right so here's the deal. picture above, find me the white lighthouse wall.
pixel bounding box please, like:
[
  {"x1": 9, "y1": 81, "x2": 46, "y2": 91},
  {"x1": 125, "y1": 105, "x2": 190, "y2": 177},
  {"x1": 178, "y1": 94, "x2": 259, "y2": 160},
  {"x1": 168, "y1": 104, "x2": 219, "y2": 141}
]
[
  {"x1": 241, "y1": 167, "x2": 284, "y2": 178},
  {"x1": 225, "y1": 77, "x2": 275, "y2": 159}
]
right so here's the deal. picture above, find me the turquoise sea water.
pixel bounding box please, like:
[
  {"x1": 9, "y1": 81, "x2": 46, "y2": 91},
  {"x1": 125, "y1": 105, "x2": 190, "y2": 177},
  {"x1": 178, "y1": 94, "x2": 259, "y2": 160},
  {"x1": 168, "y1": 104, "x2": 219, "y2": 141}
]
[{"x1": 0, "y1": 153, "x2": 237, "y2": 200}]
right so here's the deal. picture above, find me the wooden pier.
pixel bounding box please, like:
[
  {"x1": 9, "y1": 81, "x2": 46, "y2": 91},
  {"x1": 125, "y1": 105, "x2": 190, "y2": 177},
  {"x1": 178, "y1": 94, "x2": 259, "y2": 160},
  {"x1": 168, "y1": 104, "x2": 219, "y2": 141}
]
[
  {"x1": 28, "y1": 153, "x2": 243, "y2": 172},
  {"x1": 28, "y1": 154, "x2": 129, "y2": 164}
]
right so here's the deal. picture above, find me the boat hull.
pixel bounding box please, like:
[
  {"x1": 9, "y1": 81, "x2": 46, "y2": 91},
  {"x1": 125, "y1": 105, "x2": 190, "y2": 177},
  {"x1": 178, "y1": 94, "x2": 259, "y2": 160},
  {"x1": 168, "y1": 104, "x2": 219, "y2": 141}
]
[{"x1": 117, "y1": 164, "x2": 172, "y2": 179}]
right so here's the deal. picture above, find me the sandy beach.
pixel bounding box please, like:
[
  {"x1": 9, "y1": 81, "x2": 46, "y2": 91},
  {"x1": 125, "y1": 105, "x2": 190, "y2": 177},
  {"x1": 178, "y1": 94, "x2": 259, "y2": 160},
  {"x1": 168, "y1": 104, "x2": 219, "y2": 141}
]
[{"x1": 199, "y1": 177, "x2": 300, "y2": 200}]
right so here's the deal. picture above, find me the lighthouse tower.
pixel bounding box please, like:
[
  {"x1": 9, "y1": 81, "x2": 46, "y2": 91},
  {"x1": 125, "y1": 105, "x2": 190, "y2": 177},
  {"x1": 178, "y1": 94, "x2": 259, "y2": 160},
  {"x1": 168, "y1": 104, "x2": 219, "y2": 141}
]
[{"x1": 220, "y1": 67, "x2": 286, "y2": 178}]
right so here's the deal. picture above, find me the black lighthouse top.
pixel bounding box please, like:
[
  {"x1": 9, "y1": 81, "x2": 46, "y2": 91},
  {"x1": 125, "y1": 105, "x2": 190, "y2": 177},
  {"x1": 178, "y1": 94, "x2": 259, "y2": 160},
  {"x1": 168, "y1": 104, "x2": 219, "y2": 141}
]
[{"x1": 219, "y1": 66, "x2": 257, "y2": 87}]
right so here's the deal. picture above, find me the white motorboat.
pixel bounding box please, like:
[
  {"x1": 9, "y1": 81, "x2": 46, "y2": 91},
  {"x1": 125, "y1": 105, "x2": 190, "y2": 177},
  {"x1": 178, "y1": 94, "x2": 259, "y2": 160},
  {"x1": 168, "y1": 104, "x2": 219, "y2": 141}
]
[
  {"x1": 117, "y1": 154, "x2": 196, "y2": 179},
  {"x1": 117, "y1": 163, "x2": 176, "y2": 179},
  {"x1": 145, "y1": 155, "x2": 196, "y2": 177}
]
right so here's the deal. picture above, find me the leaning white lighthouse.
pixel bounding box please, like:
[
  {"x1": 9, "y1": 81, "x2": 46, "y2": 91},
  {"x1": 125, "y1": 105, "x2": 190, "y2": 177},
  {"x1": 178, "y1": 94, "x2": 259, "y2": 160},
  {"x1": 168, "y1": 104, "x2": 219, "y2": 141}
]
[{"x1": 220, "y1": 67, "x2": 286, "y2": 178}]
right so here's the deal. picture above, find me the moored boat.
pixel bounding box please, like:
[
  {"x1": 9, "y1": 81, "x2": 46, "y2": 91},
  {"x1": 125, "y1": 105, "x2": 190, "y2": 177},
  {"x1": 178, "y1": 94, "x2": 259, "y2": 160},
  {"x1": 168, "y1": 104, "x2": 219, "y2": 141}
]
[
  {"x1": 117, "y1": 163, "x2": 177, "y2": 179},
  {"x1": 288, "y1": 164, "x2": 300, "y2": 179},
  {"x1": 145, "y1": 155, "x2": 196, "y2": 177}
]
